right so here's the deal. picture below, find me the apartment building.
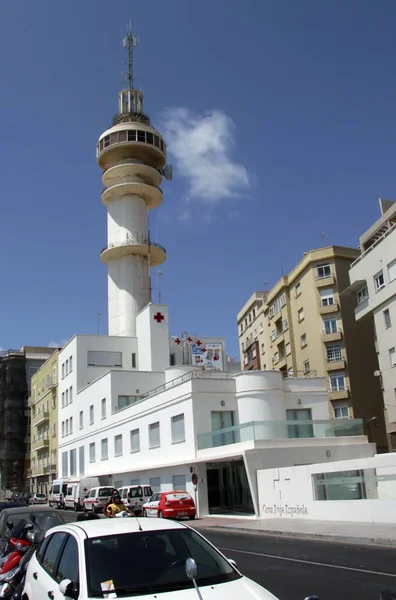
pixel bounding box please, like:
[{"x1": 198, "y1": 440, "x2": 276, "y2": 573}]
[
  {"x1": 237, "y1": 246, "x2": 387, "y2": 452},
  {"x1": 346, "y1": 199, "x2": 396, "y2": 450},
  {"x1": 28, "y1": 349, "x2": 60, "y2": 495}
]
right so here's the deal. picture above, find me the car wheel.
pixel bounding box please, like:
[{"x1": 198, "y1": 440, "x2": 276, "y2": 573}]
[
  {"x1": 74, "y1": 503, "x2": 79, "y2": 512},
  {"x1": 189, "y1": 515, "x2": 196, "y2": 520},
  {"x1": 158, "y1": 510, "x2": 164, "y2": 518},
  {"x1": 143, "y1": 509, "x2": 148, "y2": 517}
]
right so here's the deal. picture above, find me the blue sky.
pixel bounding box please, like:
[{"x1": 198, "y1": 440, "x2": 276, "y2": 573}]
[{"x1": 1, "y1": 0, "x2": 396, "y2": 358}]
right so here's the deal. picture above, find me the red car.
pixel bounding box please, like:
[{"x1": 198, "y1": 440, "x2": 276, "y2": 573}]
[{"x1": 142, "y1": 490, "x2": 196, "y2": 520}]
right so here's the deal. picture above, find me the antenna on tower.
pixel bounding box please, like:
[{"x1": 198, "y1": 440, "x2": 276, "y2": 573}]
[{"x1": 122, "y1": 19, "x2": 139, "y2": 89}]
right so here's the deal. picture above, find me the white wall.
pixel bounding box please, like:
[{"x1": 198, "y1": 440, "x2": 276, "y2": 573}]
[{"x1": 257, "y1": 452, "x2": 396, "y2": 523}]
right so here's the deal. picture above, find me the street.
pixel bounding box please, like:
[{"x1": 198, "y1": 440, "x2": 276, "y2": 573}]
[{"x1": 62, "y1": 511, "x2": 396, "y2": 600}]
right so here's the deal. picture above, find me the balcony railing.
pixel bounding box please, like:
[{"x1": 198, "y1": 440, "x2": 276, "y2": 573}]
[
  {"x1": 282, "y1": 370, "x2": 317, "y2": 378},
  {"x1": 350, "y1": 222, "x2": 396, "y2": 268},
  {"x1": 197, "y1": 418, "x2": 364, "y2": 450},
  {"x1": 32, "y1": 436, "x2": 49, "y2": 451},
  {"x1": 32, "y1": 411, "x2": 50, "y2": 427},
  {"x1": 101, "y1": 238, "x2": 166, "y2": 255}
]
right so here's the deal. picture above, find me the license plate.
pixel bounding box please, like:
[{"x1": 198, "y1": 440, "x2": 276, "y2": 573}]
[{"x1": 178, "y1": 511, "x2": 188, "y2": 516}]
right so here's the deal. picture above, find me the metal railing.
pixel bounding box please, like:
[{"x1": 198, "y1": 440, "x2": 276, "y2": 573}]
[
  {"x1": 197, "y1": 418, "x2": 364, "y2": 450},
  {"x1": 282, "y1": 370, "x2": 317, "y2": 378},
  {"x1": 102, "y1": 183, "x2": 162, "y2": 194},
  {"x1": 350, "y1": 222, "x2": 396, "y2": 268},
  {"x1": 101, "y1": 239, "x2": 166, "y2": 255}
]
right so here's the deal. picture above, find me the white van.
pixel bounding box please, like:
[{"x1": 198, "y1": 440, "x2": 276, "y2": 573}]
[
  {"x1": 48, "y1": 479, "x2": 70, "y2": 509},
  {"x1": 83, "y1": 486, "x2": 115, "y2": 513},
  {"x1": 118, "y1": 484, "x2": 153, "y2": 515},
  {"x1": 64, "y1": 478, "x2": 100, "y2": 511}
]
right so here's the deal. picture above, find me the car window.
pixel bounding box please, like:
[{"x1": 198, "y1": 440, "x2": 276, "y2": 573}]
[
  {"x1": 56, "y1": 535, "x2": 79, "y2": 584},
  {"x1": 41, "y1": 532, "x2": 67, "y2": 578},
  {"x1": 36, "y1": 534, "x2": 53, "y2": 564},
  {"x1": 98, "y1": 488, "x2": 113, "y2": 497},
  {"x1": 144, "y1": 487, "x2": 152, "y2": 497},
  {"x1": 89, "y1": 490, "x2": 95, "y2": 498},
  {"x1": 129, "y1": 487, "x2": 142, "y2": 498}
]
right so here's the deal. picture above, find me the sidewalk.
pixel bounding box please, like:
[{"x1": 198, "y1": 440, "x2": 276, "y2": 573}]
[{"x1": 193, "y1": 516, "x2": 396, "y2": 547}]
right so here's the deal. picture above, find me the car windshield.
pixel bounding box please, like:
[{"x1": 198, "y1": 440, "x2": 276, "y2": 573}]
[
  {"x1": 98, "y1": 488, "x2": 114, "y2": 497},
  {"x1": 129, "y1": 487, "x2": 142, "y2": 498},
  {"x1": 85, "y1": 528, "x2": 240, "y2": 596},
  {"x1": 36, "y1": 494, "x2": 45, "y2": 499}
]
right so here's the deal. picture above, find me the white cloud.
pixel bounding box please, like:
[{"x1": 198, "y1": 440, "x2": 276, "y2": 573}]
[
  {"x1": 47, "y1": 340, "x2": 66, "y2": 348},
  {"x1": 162, "y1": 108, "x2": 249, "y2": 202}
]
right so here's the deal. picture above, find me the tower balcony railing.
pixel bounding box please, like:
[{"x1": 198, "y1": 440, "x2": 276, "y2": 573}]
[
  {"x1": 101, "y1": 238, "x2": 166, "y2": 256},
  {"x1": 197, "y1": 418, "x2": 365, "y2": 450}
]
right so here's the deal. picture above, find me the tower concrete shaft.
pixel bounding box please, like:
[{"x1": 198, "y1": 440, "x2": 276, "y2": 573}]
[{"x1": 97, "y1": 85, "x2": 167, "y2": 337}]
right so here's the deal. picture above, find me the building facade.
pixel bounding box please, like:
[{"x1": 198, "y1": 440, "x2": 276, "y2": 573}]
[
  {"x1": 0, "y1": 346, "x2": 55, "y2": 496},
  {"x1": 28, "y1": 350, "x2": 60, "y2": 495},
  {"x1": 346, "y1": 199, "x2": 396, "y2": 450},
  {"x1": 237, "y1": 246, "x2": 387, "y2": 452}
]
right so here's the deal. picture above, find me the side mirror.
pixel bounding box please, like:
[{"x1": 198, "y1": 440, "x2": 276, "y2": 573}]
[
  {"x1": 24, "y1": 523, "x2": 34, "y2": 531},
  {"x1": 228, "y1": 558, "x2": 237, "y2": 569},
  {"x1": 59, "y1": 578, "x2": 78, "y2": 599},
  {"x1": 6, "y1": 521, "x2": 13, "y2": 531}
]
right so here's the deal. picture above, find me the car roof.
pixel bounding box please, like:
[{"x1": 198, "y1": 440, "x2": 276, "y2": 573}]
[
  {"x1": 47, "y1": 517, "x2": 189, "y2": 538},
  {"x1": 2, "y1": 506, "x2": 62, "y2": 515}
]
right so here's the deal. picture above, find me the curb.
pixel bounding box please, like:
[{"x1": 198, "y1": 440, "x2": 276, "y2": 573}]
[{"x1": 194, "y1": 525, "x2": 396, "y2": 547}]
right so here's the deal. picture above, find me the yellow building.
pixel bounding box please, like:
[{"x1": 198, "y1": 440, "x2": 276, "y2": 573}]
[
  {"x1": 28, "y1": 350, "x2": 59, "y2": 494},
  {"x1": 237, "y1": 246, "x2": 387, "y2": 452}
]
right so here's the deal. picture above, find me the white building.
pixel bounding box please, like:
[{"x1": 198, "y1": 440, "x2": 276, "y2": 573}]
[
  {"x1": 346, "y1": 198, "x2": 396, "y2": 450},
  {"x1": 56, "y1": 32, "x2": 375, "y2": 517}
]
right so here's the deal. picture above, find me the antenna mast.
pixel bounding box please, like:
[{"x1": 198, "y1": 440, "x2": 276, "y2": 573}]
[{"x1": 123, "y1": 19, "x2": 139, "y2": 89}]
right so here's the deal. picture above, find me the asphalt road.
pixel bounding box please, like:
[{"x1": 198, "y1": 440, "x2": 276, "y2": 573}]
[{"x1": 61, "y1": 512, "x2": 396, "y2": 600}]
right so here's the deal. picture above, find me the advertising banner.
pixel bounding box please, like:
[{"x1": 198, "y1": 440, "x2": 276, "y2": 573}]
[{"x1": 191, "y1": 342, "x2": 223, "y2": 371}]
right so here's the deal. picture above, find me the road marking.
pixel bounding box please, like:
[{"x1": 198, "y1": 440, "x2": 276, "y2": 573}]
[{"x1": 218, "y1": 546, "x2": 396, "y2": 578}]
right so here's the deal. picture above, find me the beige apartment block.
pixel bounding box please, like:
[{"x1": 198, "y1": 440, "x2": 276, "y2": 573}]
[{"x1": 237, "y1": 246, "x2": 387, "y2": 452}]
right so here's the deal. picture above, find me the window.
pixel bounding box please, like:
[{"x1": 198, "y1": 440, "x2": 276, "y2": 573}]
[
  {"x1": 333, "y1": 401, "x2": 349, "y2": 419},
  {"x1": 65, "y1": 389, "x2": 69, "y2": 406},
  {"x1": 65, "y1": 359, "x2": 69, "y2": 374},
  {"x1": 114, "y1": 434, "x2": 123, "y2": 457},
  {"x1": 384, "y1": 309, "x2": 392, "y2": 329},
  {"x1": 298, "y1": 308, "x2": 304, "y2": 322},
  {"x1": 149, "y1": 477, "x2": 161, "y2": 493},
  {"x1": 101, "y1": 438, "x2": 108, "y2": 460},
  {"x1": 132, "y1": 353, "x2": 136, "y2": 368},
  {"x1": 301, "y1": 333, "x2": 307, "y2": 348},
  {"x1": 313, "y1": 470, "x2": 366, "y2": 501},
  {"x1": 61, "y1": 392, "x2": 65, "y2": 408},
  {"x1": 56, "y1": 534, "x2": 79, "y2": 584},
  {"x1": 41, "y1": 532, "x2": 68, "y2": 577},
  {"x1": 69, "y1": 449, "x2": 76, "y2": 476},
  {"x1": 89, "y1": 443, "x2": 95, "y2": 463},
  {"x1": 330, "y1": 372, "x2": 345, "y2": 392},
  {"x1": 261, "y1": 342, "x2": 265, "y2": 354},
  {"x1": 89, "y1": 405, "x2": 94, "y2": 425},
  {"x1": 149, "y1": 422, "x2": 160, "y2": 448},
  {"x1": 388, "y1": 258, "x2": 396, "y2": 282},
  {"x1": 273, "y1": 351, "x2": 279, "y2": 364},
  {"x1": 249, "y1": 314, "x2": 252, "y2": 323},
  {"x1": 253, "y1": 308, "x2": 256, "y2": 318},
  {"x1": 69, "y1": 356, "x2": 73, "y2": 372},
  {"x1": 62, "y1": 363, "x2": 65, "y2": 379},
  {"x1": 357, "y1": 286, "x2": 369, "y2": 304},
  {"x1": 65, "y1": 419, "x2": 69, "y2": 436},
  {"x1": 171, "y1": 414, "x2": 185, "y2": 444},
  {"x1": 390, "y1": 347, "x2": 396, "y2": 368},
  {"x1": 101, "y1": 398, "x2": 106, "y2": 419},
  {"x1": 295, "y1": 282, "x2": 301, "y2": 297},
  {"x1": 70, "y1": 417, "x2": 73, "y2": 434},
  {"x1": 285, "y1": 342, "x2": 291, "y2": 355},
  {"x1": 320, "y1": 288, "x2": 335, "y2": 306},
  {"x1": 87, "y1": 350, "x2": 122, "y2": 367},
  {"x1": 317, "y1": 264, "x2": 331, "y2": 279},
  {"x1": 303, "y1": 359, "x2": 310, "y2": 374},
  {"x1": 324, "y1": 317, "x2": 337, "y2": 334},
  {"x1": 79, "y1": 411, "x2": 83, "y2": 430},
  {"x1": 172, "y1": 474, "x2": 186, "y2": 490},
  {"x1": 61, "y1": 452, "x2": 68, "y2": 477},
  {"x1": 130, "y1": 429, "x2": 140, "y2": 453},
  {"x1": 327, "y1": 344, "x2": 342, "y2": 362},
  {"x1": 170, "y1": 353, "x2": 176, "y2": 366},
  {"x1": 240, "y1": 324, "x2": 243, "y2": 333},
  {"x1": 79, "y1": 446, "x2": 85, "y2": 475},
  {"x1": 375, "y1": 271, "x2": 385, "y2": 292},
  {"x1": 61, "y1": 421, "x2": 65, "y2": 437},
  {"x1": 282, "y1": 318, "x2": 289, "y2": 331},
  {"x1": 279, "y1": 293, "x2": 286, "y2": 308},
  {"x1": 52, "y1": 423, "x2": 56, "y2": 437}
]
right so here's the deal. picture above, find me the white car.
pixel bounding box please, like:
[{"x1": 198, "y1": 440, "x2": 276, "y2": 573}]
[{"x1": 23, "y1": 518, "x2": 279, "y2": 600}]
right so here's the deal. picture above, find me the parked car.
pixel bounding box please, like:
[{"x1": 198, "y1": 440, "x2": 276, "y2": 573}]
[
  {"x1": 83, "y1": 486, "x2": 115, "y2": 513},
  {"x1": 28, "y1": 493, "x2": 47, "y2": 505},
  {"x1": 118, "y1": 484, "x2": 153, "y2": 515},
  {"x1": 0, "y1": 506, "x2": 67, "y2": 555},
  {"x1": 22, "y1": 518, "x2": 279, "y2": 600},
  {"x1": 142, "y1": 490, "x2": 196, "y2": 520}
]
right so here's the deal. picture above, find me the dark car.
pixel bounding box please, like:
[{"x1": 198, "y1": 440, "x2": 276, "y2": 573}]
[{"x1": 0, "y1": 506, "x2": 67, "y2": 554}]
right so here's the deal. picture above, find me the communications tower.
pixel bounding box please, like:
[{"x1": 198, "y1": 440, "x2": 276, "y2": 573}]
[{"x1": 96, "y1": 26, "x2": 171, "y2": 337}]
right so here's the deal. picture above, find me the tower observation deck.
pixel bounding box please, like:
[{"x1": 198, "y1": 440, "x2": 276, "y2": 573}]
[{"x1": 96, "y1": 27, "x2": 171, "y2": 337}]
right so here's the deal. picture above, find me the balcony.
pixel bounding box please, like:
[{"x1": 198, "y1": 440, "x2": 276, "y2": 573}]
[
  {"x1": 32, "y1": 411, "x2": 49, "y2": 427},
  {"x1": 31, "y1": 465, "x2": 46, "y2": 477},
  {"x1": 325, "y1": 359, "x2": 346, "y2": 371},
  {"x1": 32, "y1": 436, "x2": 49, "y2": 451},
  {"x1": 197, "y1": 418, "x2": 364, "y2": 450},
  {"x1": 47, "y1": 379, "x2": 57, "y2": 390},
  {"x1": 329, "y1": 388, "x2": 350, "y2": 400},
  {"x1": 277, "y1": 356, "x2": 287, "y2": 370},
  {"x1": 319, "y1": 302, "x2": 339, "y2": 315},
  {"x1": 315, "y1": 274, "x2": 336, "y2": 288},
  {"x1": 44, "y1": 464, "x2": 57, "y2": 474},
  {"x1": 102, "y1": 182, "x2": 163, "y2": 210},
  {"x1": 282, "y1": 370, "x2": 317, "y2": 378},
  {"x1": 322, "y1": 330, "x2": 343, "y2": 343},
  {"x1": 101, "y1": 238, "x2": 166, "y2": 268}
]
